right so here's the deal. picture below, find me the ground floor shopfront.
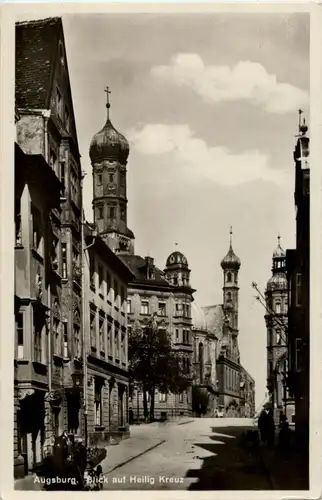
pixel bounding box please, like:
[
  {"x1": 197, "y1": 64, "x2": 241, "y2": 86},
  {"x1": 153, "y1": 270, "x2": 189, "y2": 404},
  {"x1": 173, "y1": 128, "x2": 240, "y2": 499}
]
[
  {"x1": 14, "y1": 383, "x2": 83, "y2": 479},
  {"x1": 86, "y1": 358, "x2": 130, "y2": 446}
]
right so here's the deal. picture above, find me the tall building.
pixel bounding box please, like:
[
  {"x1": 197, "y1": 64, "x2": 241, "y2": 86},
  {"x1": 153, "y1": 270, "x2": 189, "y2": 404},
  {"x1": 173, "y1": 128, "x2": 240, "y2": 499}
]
[
  {"x1": 83, "y1": 223, "x2": 134, "y2": 445},
  {"x1": 240, "y1": 367, "x2": 255, "y2": 418},
  {"x1": 191, "y1": 302, "x2": 219, "y2": 416},
  {"x1": 265, "y1": 237, "x2": 294, "y2": 423},
  {"x1": 14, "y1": 142, "x2": 63, "y2": 478},
  {"x1": 89, "y1": 87, "x2": 134, "y2": 255},
  {"x1": 200, "y1": 229, "x2": 254, "y2": 417},
  {"x1": 123, "y1": 251, "x2": 195, "y2": 420},
  {"x1": 89, "y1": 92, "x2": 195, "y2": 420},
  {"x1": 15, "y1": 17, "x2": 83, "y2": 477},
  {"x1": 286, "y1": 114, "x2": 310, "y2": 453}
]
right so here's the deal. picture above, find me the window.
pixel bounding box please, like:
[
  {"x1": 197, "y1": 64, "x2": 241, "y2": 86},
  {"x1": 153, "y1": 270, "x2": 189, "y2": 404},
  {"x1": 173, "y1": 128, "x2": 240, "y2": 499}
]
[
  {"x1": 296, "y1": 274, "x2": 302, "y2": 307},
  {"x1": 106, "y1": 271, "x2": 111, "y2": 298},
  {"x1": 64, "y1": 106, "x2": 69, "y2": 132},
  {"x1": 109, "y1": 206, "x2": 116, "y2": 219},
  {"x1": 179, "y1": 392, "x2": 183, "y2": 403},
  {"x1": 187, "y1": 359, "x2": 190, "y2": 374},
  {"x1": 227, "y1": 292, "x2": 232, "y2": 302},
  {"x1": 141, "y1": 301, "x2": 149, "y2": 315},
  {"x1": 127, "y1": 299, "x2": 132, "y2": 314},
  {"x1": 33, "y1": 319, "x2": 42, "y2": 363},
  {"x1": 56, "y1": 88, "x2": 63, "y2": 119},
  {"x1": 115, "y1": 326, "x2": 120, "y2": 359},
  {"x1": 16, "y1": 312, "x2": 24, "y2": 359},
  {"x1": 176, "y1": 329, "x2": 179, "y2": 341},
  {"x1": 121, "y1": 331, "x2": 126, "y2": 362},
  {"x1": 60, "y1": 162, "x2": 65, "y2": 189},
  {"x1": 268, "y1": 329, "x2": 273, "y2": 346},
  {"x1": 74, "y1": 324, "x2": 80, "y2": 358},
  {"x1": 63, "y1": 322, "x2": 68, "y2": 358},
  {"x1": 98, "y1": 206, "x2": 104, "y2": 219},
  {"x1": 275, "y1": 302, "x2": 281, "y2": 314},
  {"x1": 234, "y1": 273, "x2": 238, "y2": 284},
  {"x1": 94, "y1": 379, "x2": 102, "y2": 426},
  {"x1": 31, "y1": 205, "x2": 43, "y2": 255},
  {"x1": 98, "y1": 264, "x2": 104, "y2": 295},
  {"x1": 114, "y1": 280, "x2": 119, "y2": 307},
  {"x1": 175, "y1": 303, "x2": 182, "y2": 315},
  {"x1": 99, "y1": 314, "x2": 104, "y2": 352},
  {"x1": 120, "y1": 174, "x2": 125, "y2": 188},
  {"x1": 276, "y1": 329, "x2": 281, "y2": 345},
  {"x1": 98, "y1": 174, "x2": 103, "y2": 185},
  {"x1": 158, "y1": 302, "x2": 166, "y2": 317},
  {"x1": 53, "y1": 317, "x2": 61, "y2": 356},
  {"x1": 227, "y1": 272, "x2": 232, "y2": 282},
  {"x1": 120, "y1": 207, "x2": 125, "y2": 221},
  {"x1": 49, "y1": 149, "x2": 58, "y2": 173},
  {"x1": 109, "y1": 173, "x2": 114, "y2": 183},
  {"x1": 62, "y1": 243, "x2": 67, "y2": 279},
  {"x1": 159, "y1": 393, "x2": 167, "y2": 402},
  {"x1": 107, "y1": 320, "x2": 113, "y2": 355},
  {"x1": 90, "y1": 309, "x2": 96, "y2": 348}
]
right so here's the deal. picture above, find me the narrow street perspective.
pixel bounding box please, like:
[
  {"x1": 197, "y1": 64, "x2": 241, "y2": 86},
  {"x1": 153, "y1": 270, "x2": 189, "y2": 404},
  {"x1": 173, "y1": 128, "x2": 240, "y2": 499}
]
[
  {"x1": 99, "y1": 418, "x2": 307, "y2": 490},
  {"x1": 10, "y1": 9, "x2": 311, "y2": 495}
]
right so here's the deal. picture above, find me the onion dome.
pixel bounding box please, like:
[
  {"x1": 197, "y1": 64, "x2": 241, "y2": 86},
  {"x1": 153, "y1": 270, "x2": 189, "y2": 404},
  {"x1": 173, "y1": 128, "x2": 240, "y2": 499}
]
[
  {"x1": 267, "y1": 273, "x2": 287, "y2": 291},
  {"x1": 273, "y1": 235, "x2": 286, "y2": 258},
  {"x1": 89, "y1": 87, "x2": 129, "y2": 164},
  {"x1": 221, "y1": 227, "x2": 241, "y2": 270},
  {"x1": 191, "y1": 302, "x2": 207, "y2": 331},
  {"x1": 165, "y1": 250, "x2": 189, "y2": 268}
]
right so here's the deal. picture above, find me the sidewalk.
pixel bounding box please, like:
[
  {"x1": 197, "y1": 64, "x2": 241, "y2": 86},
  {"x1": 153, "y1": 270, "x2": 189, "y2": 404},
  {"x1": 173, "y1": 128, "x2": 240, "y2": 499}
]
[
  {"x1": 259, "y1": 442, "x2": 309, "y2": 490},
  {"x1": 101, "y1": 418, "x2": 194, "y2": 474}
]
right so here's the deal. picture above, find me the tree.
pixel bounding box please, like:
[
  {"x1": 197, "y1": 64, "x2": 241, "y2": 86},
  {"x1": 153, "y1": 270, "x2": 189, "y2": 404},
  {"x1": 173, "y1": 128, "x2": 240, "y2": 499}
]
[
  {"x1": 128, "y1": 315, "x2": 190, "y2": 421},
  {"x1": 192, "y1": 387, "x2": 209, "y2": 417}
]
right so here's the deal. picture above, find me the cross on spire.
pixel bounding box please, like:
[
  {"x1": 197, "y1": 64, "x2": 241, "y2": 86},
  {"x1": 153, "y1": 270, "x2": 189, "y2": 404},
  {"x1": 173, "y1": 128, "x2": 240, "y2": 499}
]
[
  {"x1": 277, "y1": 233, "x2": 281, "y2": 246},
  {"x1": 105, "y1": 86, "x2": 111, "y2": 119}
]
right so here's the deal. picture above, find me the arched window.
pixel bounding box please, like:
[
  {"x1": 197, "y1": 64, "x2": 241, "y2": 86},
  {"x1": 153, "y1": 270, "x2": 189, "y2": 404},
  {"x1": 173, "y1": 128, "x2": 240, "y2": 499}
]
[
  {"x1": 227, "y1": 292, "x2": 232, "y2": 301},
  {"x1": 227, "y1": 272, "x2": 232, "y2": 282},
  {"x1": 199, "y1": 343, "x2": 204, "y2": 384}
]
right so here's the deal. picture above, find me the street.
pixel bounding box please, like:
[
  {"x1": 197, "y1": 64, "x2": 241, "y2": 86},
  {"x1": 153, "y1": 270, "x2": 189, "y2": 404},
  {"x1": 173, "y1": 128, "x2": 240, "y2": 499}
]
[{"x1": 100, "y1": 418, "x2": 274, "y2": 490}]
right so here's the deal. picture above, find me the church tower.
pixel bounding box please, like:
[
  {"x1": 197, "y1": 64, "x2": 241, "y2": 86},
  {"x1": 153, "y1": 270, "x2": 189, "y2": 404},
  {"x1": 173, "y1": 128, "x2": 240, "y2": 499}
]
[
  {"x1": 89, "y1": 88, "x2": 135, "y2": 254},
  {"x1": 221, "y1": 227, "x2": 241, "y2": 336}
]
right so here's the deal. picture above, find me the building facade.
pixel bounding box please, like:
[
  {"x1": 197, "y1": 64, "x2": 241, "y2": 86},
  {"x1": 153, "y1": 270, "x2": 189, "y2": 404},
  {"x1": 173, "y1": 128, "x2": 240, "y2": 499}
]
[
  {"x1": 83, "y1": 225, "x2": 134, "y2": 445},
  {"x1": 239, "y1": 367, "x2": 255, "y2": 418},
  {"x1": 286, "y1": 116, "x2": 310, "y2": 453},
  {"x1": 14, "y1": 141, "x2": 63, "y2": 478},
  {"x1": 122, "y1": 252, "x2": 195, "y2": 420},
  {"x1": 15, "y1": 17, "x2": 83, "y2": 477},
  {"x1": 265, "y1": 237, "x2": 295, "y2": 424},
  {"x1": 191, "y1": 303, "x2": 218, "y2": 416}
]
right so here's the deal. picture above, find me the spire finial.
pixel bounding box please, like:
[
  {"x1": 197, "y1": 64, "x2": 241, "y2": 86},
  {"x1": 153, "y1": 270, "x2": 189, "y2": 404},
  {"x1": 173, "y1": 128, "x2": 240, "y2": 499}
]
[
  {"x1": 298, "y1": 108, "x2": 303, "y2": 131},
  {"x1": 105, "y1": 86, "x2": 111, "y2": 119},
  {"x1": 277, "y1": 233, "x2": 281, "y2": 246},
  {"x1": 230, "y1": 226, "x2": 233, "y2": 247}
]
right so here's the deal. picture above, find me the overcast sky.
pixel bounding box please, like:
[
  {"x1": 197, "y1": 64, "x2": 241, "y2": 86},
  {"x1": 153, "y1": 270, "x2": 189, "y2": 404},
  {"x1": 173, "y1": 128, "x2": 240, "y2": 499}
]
[{"x1": 18, "y1": 11, "x2": 310, "y2": 408}]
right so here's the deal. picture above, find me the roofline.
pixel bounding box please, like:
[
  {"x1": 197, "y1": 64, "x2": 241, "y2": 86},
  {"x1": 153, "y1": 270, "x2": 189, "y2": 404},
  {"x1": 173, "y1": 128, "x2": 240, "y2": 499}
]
[{"x1": 16, "y1": 17, "x2": 62, "y2": 27}]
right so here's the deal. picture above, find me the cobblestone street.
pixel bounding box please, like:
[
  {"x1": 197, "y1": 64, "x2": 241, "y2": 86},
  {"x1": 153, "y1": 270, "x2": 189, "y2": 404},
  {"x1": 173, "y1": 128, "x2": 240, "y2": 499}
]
[{"x1": 100, "y1": 418, "x2": 307, "y2": 490}]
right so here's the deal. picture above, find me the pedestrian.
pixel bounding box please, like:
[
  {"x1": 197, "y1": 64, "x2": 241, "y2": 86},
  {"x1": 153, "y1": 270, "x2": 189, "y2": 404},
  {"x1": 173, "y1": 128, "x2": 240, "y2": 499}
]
[
  {"x1": 258, "y1": 409, "x2": 268, "y2": 444},
  {"x1": 266, "y1": 409, "x2": 275, "y2": 448}
]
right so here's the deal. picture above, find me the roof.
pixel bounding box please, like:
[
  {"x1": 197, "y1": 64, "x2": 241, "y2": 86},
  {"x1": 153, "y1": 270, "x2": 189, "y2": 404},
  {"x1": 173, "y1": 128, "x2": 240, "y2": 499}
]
[
  {"x1": 165, "y1": 251, "x2": 189, "y2": 268},
  {"x1": 120, "y1": 254, "x2": 172, "y2": 288},
  {"x1": 84, "y1": 228, "x2": 134, "y2": 283},
  {"x1": 202, "y1": 304, "x2": 224, "y2": 339},
  {"x1": 16, "y1": 17, "x2": 62, "y2": 109}
]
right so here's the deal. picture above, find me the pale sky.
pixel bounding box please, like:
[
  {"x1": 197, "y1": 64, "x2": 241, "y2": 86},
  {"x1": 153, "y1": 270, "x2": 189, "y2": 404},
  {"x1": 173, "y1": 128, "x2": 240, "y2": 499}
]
[{"x1": 19, "y1": 12, "x2": 310, "y2": 408}]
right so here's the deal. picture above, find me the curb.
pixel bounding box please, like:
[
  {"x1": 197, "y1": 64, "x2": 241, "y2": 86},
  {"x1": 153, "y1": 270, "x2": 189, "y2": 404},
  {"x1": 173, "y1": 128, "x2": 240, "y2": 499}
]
[
  {"x1": 102, "y1": 439, "x2": 166, "y2": 475},
  {"x1": 177, "y1": 419, "x2": 194, "y2": 426}
]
